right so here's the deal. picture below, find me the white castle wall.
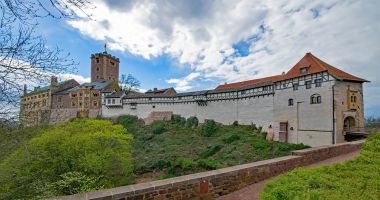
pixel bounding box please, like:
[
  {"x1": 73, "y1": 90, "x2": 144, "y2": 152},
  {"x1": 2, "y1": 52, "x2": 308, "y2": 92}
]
[
  {"x1": 273, "y1": 73, "x2": 335, "y2": 147},
  {"x1": 102, "y1": 72, "x2": 365, "y2": 147},
  {"x1": 102, "y1": 94, "x2": 275, "y2": 132}
]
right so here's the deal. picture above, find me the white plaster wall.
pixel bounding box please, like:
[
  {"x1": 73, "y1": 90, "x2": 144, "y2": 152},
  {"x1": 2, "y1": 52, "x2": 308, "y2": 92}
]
[
  {"x1": 102, "y1": 95, "x2": 275, "y2": 132},
  {"x1": 273, "y1": 78, "x2": 334, "y2": 147}
]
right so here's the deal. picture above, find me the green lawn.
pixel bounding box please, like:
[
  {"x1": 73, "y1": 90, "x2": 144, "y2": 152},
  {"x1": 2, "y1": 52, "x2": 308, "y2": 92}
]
[{"x1": 260, "y1": 133, "x2": 380, "y2": 200}]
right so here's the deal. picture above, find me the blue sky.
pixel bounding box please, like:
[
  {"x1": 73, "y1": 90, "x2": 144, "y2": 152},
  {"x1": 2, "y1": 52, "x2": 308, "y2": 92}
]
[{"x1": 37, "y1": 0, "x2": 380, "y2": 117}]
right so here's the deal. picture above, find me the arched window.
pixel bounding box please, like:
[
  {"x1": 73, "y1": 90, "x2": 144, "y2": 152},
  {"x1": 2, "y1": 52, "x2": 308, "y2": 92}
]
[
  {"x1": 311, "y1": 94, "x2": 321, "y2": 104},
  {"x1": 288, "y1": 98, "x2": 294, "y2": 106}
]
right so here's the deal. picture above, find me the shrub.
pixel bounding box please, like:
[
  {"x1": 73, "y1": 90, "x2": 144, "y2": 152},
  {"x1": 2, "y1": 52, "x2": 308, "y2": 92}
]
[
  {"x1": 202, "y1": 120, "x2": 219, "y2": 137},
  {"x1": 232, "y1": 121, "x2": 239, "y2": 126},
  {"x1": 260, "y1": 133, "x2": 380, "y2": 200},
  {"x1": 0, "y1": 119, "x2": 133, "y2": 199},
  {"x1": 200, "y1": 145, "x2": 223, "y2": 158},
  {"x1": 186, "y1": 116, "x2": 199, "y2": 128},
  {"x1": 151, "y1": 122, "x2": 166, "y2": 135},
  {"x1": 117, "y1": 115, "x2": 143, "y2": 134},
  {"x1": 222, "y1": 133, "x2": 241, "y2": 144},
  {"x1": 171, "y1": 115, "x2": 186, "y2": 126},
  {"x1": 177, "y1": 158, "x2": 194, "y2": 170},
  {"x1": 46, "y1": 172, "x2": 103, "y2": 196},
  {"x1": 251, "y1": 123, "x2": 258, "y2": 131},
  {"x1": 197, "y1": 159, "x2": 224, "y2": 170}
]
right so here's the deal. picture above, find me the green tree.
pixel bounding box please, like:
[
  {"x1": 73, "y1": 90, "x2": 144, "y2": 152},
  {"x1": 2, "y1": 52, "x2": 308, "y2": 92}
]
[{"x1": 0, "y1": 119, "x2": 133, "y2": 199}]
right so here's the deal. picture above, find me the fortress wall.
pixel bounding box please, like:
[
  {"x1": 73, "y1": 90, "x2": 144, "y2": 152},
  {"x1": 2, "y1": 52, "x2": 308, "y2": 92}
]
[{"x1": 102, "y1": 95, "x2": 275, "y2": 131}]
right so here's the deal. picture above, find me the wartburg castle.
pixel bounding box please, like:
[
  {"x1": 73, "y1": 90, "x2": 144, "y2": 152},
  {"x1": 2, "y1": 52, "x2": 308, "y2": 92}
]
[{"x1": 20, "y1": 51, "x2": 367, "y2": 147}]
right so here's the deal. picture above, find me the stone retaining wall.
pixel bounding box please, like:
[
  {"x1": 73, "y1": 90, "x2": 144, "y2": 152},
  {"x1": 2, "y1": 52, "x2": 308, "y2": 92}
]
[{"x1": 52, "y1": 140, "x2": 364, "y2": 200}]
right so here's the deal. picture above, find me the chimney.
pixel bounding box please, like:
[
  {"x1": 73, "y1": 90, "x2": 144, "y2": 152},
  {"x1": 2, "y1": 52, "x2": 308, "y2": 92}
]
[
  {"x1": 282, "y1": 72, "x2": 285, "y2": 75},
  {"x1": 51, "y1": 76, "x2": 58, "y2": 87},
  {"x1": 154, "y1": 88, "x2": 157, "y2": 91},
  {"x1": 23, "y1": 84, "x2": 27, "y2": 95}
]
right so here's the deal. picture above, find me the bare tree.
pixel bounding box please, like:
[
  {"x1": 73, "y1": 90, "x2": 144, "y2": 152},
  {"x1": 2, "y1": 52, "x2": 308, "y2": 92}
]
[
  {"x1": 119, "y1": 74, "x2": 141, "y2": 94},
  {"x1": 0, "y1": 0, "x2": 91, "y2": 122}
]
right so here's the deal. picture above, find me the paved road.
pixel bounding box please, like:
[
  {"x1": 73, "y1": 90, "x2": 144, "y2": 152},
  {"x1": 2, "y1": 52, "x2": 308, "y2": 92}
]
[{"x1": 217, "y1": 150, "x2": 360, "y2": 200}]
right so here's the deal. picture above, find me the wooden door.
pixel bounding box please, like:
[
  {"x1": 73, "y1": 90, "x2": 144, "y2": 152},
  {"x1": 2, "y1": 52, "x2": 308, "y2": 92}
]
[{"x1": 279, "y1": 122, "x2": 288, "y2": 142}]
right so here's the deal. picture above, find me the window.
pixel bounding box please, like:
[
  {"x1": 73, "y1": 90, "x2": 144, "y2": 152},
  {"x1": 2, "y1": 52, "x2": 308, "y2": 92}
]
[
  {"x1": 241, "y1": 90, "x2": 246, "y2": 95},
  {"x1": 293, "y1": 83, "x2": 299, "y2": 91},
  {"x1": 96, "y1": 67, "x2": 99, "y2": 71},
  {"x1": 93, "y1": 101, "x2": 98, "y2": 106},
  {"x1": 79, "y1": 93, "x2": 83, "y2": 97},
  {"x1": 300, "y1": 67, "x2": 309, "y2": 74},
  {"x1": 288, "y1": 98, "x2": 294, "y2": 106},
  {"x1": 354, "y1": 96, "x2": 356, "y2": 103},
  {"x1": 58, "y1": 96, "x2": 62, "y2": 102},
  {"x1": 72, "y1": 102, "x2": 76, "y2": 107},
  {"x1": 152, "y1": 105, "x2": 156, "y2": 108},
  {"x1": 112, "y1": 99, "x2": 115, "y2": 104},
  {"x1": 107, "y1": 99, "x2": 111, "y2": 104},
  {"x1": 96, "y1": 58, "x2": 99, "y2": 63},
  {"x1": 315, "y1": 79, "x2": 322, "y2": 87},
  {"x1": 305, "y1": 80, "x2": 312, "y2": 89},
  {"x1": 71, "y1": 93, "x2": 77, "y2": 98},
  {"x1": 93, "y1": 93, "x2": 99, "y2": 97},
  {"x1": 311, "y1": 94, "x2": 322, "y2": 104},
  {"x1": 110, "y1": 61, "x2": 115, "y2": 65}
]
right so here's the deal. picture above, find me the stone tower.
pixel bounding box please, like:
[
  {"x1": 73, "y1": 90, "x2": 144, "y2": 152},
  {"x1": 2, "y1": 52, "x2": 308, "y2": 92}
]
[{"x1": 90, "y1": 50, "x2": 120, "y2": 83}]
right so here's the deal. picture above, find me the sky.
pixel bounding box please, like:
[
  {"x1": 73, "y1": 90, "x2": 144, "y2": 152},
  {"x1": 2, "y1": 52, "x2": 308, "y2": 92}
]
[{"x1": 38, "y1": 0, "x2": 380, "y2": 117}]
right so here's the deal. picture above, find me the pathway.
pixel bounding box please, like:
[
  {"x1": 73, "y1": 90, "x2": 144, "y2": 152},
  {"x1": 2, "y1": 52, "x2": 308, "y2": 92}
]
[{"x1": 217, "y1": 150, "x2": 360, "y2": 200}]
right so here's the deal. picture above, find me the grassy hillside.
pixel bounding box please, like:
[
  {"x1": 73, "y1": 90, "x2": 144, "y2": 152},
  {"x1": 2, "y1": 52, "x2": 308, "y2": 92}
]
[
  {"x1": 260, "y1": 133, "x2": 380, "y2": 200},
  {"x1": 0, "y1": 125, "x2": 48, "y2": 162},
  {"x1": 117, "y1": 115, "x2": 309, "y2": 182}
]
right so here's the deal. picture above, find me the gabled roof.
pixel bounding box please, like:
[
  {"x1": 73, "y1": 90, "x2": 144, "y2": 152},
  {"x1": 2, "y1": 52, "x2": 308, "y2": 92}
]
[
  {"x1": 145, "y1": 87, "x2": 177, "y2": 94},
  {"x1": 214, "y1": 75, "x2": 283, "y2": 91},
  {"x1": 280, "y1": 52, "x2": 368, "y2": 82},
  {"x1": 81, "y1": 80, "x2": 114, "y2": 90},
  {"x1": 214, "y1": 52, "x2": 367, "y2": 90},
  {"x1": 24, "y1": 79, "x2": 76, "y2": 96}
]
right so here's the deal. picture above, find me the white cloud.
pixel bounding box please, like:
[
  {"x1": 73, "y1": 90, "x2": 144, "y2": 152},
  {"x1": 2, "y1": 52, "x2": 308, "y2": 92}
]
[
  {"x1": 57, "y1": 73, "x2": 90, "y2": 84},
  {"x1": 166, "y1": 72, "x2": 200, "y2": 91},
  {"x1": 68, "y1": 0, "x2": 380, "y2": 115}
]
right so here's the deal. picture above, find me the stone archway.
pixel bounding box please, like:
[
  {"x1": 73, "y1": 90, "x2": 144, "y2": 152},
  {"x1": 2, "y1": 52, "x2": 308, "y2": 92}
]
[{"x1": 344, "y1": 116, "x2": 356, "y2": 130}]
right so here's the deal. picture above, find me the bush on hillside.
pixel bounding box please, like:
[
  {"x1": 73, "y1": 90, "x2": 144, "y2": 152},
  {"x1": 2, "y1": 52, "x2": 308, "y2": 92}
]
[
  {"x1": 202, "y1": 120, "x2": 219, "y2": 137},
  {"x1": 171, "y1": 115, "x2": 186, "y2": 126},
  {"x1": 186, "y1": 116, "x2": 199, "y2": 128},
  {"x1": 117, "y1": 115, "x2": 144, "y2": 134},
  {"x1": 151, "y1": 122, "x2": 167, "y2": 134},
  {"x1": 0, "y1": 119, "x2": 133, "y2": 199},
  {"x1": 200, "y1": 145, "x2": 223, "y2": 158},
  {"x1": 222, "y1": 133, "x2": 241, "y2": 144},
  {"x1": 197, "y1": 159, "x2": 224, "y2": 170},
  {"x1": 260, "y1": 133, "x2": 380, "y2": 200}
]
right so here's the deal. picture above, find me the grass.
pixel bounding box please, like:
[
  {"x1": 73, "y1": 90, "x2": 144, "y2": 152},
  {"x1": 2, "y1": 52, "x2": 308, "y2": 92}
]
[
  {"x1": 260, "y1": 133, "x2": 380, "y2": 200},
  {"x1": 117, "y1": 115, "x2": 309, "y2": 182}
]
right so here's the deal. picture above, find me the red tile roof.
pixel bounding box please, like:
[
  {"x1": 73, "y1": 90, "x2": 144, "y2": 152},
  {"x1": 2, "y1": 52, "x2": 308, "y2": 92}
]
[
  {"x1": 215, "y1": 53, "x2": 367, "y2": 90},
  {"x1": 280, "y1": 52, "x2": 368, "y2": 82},
  {"x1": 215, "y1": 75, "x2": 283, "y2": 90}
]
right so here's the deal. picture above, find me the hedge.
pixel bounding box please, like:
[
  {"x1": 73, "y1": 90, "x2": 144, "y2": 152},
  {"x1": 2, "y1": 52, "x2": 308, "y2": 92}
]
[{"x1": 260, "y1": 133, "x2": 380, "y2": 200}]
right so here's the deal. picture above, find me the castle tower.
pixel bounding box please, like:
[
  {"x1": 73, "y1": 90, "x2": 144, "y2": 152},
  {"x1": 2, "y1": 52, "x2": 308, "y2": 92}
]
[{"x1": 90, "y1": 48, "x2": 120, "y2": 83}]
